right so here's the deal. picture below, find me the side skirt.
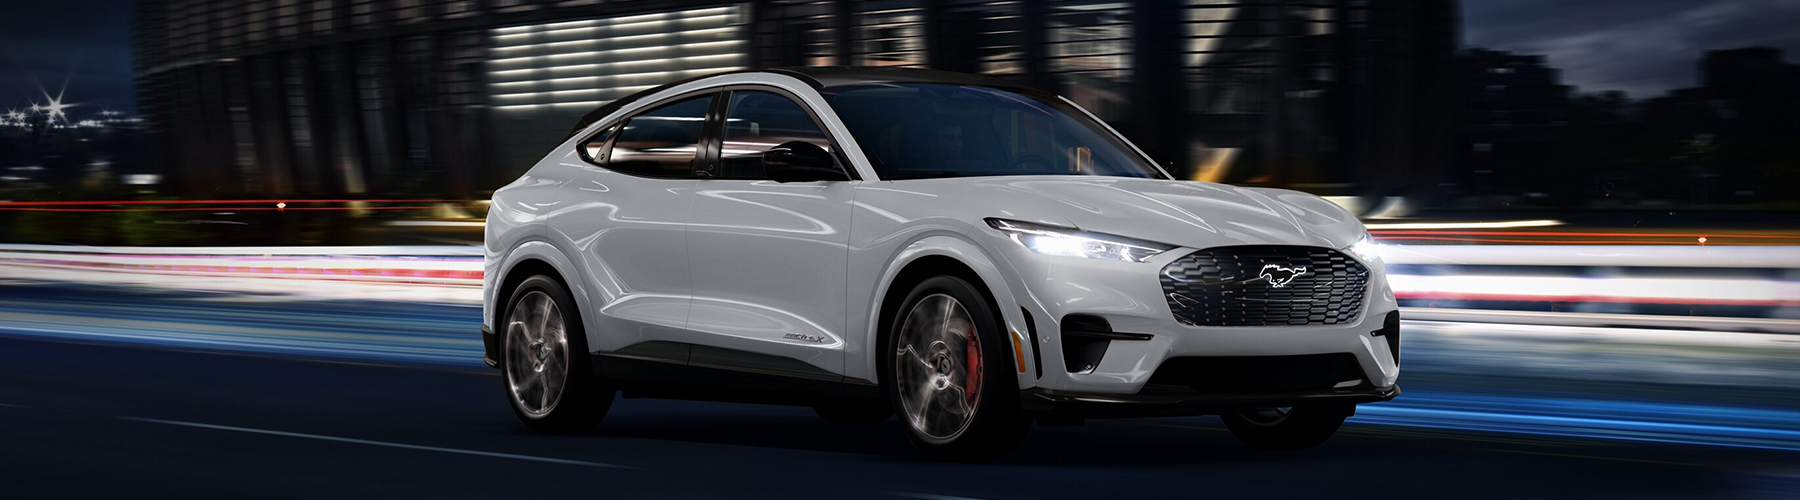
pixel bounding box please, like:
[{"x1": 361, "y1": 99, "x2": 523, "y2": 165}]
[{"x1": 591, "y1": 342, "x2": 880, "y2": 407}]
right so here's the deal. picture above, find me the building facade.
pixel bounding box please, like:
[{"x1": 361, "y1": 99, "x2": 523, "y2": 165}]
[
  {"x1": 1456, "y1": 48, "x2": 1575, "y2": 202},
  {"x1": 137, "y1": 0, "x2": 1457, "y2": 199}
]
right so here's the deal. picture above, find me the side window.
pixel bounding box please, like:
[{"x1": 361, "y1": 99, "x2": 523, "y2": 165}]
[
  {"x1": 608, "y1": 94, "x2": 713, "y2": 177},
  {"x1": 719, "y1": 90, "x2": 835, "y2": 179}
]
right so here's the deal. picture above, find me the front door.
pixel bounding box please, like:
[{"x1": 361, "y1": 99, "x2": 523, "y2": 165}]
[{"x1": 685, "y1": 88, "x2": 856, "y2": 378}]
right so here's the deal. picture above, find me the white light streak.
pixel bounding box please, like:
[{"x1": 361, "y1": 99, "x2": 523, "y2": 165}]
[{"x1": 1366, "y1": 219, "x2": 1565, "y2": 230}]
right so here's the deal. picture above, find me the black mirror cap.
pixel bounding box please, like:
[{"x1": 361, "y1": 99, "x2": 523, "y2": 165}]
[{"x1": 764, "y1": 141, "x2": 848, "y2": 183}]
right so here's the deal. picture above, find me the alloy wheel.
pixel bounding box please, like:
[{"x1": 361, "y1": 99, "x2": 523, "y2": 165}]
[
  {"x1": 506, "y1": 290, "x2": 569, "y2": 417},
  {"x1": 894, "y1": 293, "x2": 985, "y2": 441}
]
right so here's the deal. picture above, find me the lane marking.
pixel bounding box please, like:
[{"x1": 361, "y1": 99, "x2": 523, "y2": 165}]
[
  {"x1": 893, "y1": 493, "x2": 995, "y2": 500},
  {"x1": 124, "y1": 417, "x2": 630, "y2": 469}
]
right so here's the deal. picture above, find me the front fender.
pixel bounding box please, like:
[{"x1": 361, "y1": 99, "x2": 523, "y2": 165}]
[{"x1": 852, "y1": 234, "x2": 1040, "y2": 390}]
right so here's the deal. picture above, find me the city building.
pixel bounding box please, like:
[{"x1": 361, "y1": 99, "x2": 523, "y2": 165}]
[
  {"x1": 1455, "y1": 48, "x2": 1574, "y2": 202},
  {"x1": 136, "y1": 0, "x2": 1458, "y2": 200},
  {"x1": 1641, "y1": 47, "x2": 1800, "y2": 205}
]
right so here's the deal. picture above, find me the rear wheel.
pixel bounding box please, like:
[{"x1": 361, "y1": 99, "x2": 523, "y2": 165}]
[
  {"x1": 884, "y1": 276, "x2": 1028, "y2": 461},
  {"x1": 501, "y1": 275, "x2": 613, "y2": 434},
  {"x1": 1221, "y1": 404, "x2": 1351, "y2": 450}
]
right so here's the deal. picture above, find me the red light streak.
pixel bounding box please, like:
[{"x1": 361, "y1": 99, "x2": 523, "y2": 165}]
[
  {"x1": 0, "y1": 206, "x2": 438, "y2": 212},
  {"x1": 0, "y1": 199, "x2": 466, "y2": 206}
]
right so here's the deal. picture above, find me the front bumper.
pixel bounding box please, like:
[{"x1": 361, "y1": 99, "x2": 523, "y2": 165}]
[
  {"x1": 1022, "y1": 384, "x2": 1399, "y2": 419},
  {"x1": 981, "y1": 229, "x2": 1402, "y2": 397}
]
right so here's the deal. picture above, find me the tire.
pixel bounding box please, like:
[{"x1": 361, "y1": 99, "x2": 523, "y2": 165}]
[
  {"x1": 812, "y1": 398, "x2": 894, "y2": 425},
  {"x1": 500, "y1": 275, "x2": 613, "y2": 434},
  {"x1": 1221, "y1": 404, "x2": 1352, "y2": 450},
  {"x1": 883, "y1": 275, "x2": 1028, "y2": 461}
]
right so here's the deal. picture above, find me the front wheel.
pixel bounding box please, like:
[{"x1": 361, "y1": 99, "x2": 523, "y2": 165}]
[
  {"x1": 501, "y1": 275, "x2": 613, "y2": 434},
  {"x1": 884, "y1": 276, "x2": 1028, "y2": 461},
  {"x1": 1221, "y1": 404, "x2": 1352, "y2": 450}
]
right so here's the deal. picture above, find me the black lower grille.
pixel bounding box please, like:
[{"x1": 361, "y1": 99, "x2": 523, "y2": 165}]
[
  {"x1": 1160, "y1": 245, "x2": 1369, "y2": 326},
  {"x1": 1146, "y1": 354, "x2": 1366, "y2": 393}
]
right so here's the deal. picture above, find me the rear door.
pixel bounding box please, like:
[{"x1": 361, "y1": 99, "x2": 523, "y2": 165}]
[
  {"x1": 560, "y1": 93, "x2": 716, "y2": 356},
  {"x1": 684, "y1": 88, "x2": 858, "y2": 378}
]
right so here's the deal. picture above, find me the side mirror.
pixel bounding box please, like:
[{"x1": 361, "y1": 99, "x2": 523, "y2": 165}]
[{"x1": 763, "y1": 141, "x2": 848, "y2": 183}]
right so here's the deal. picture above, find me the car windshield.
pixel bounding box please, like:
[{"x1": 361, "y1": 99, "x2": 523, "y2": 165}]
[{"x1": 820, "y1": 83, "x2": 1169, "y2": 180}]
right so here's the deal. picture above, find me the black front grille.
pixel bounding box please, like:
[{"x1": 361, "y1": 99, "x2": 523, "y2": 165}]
[
  {"x1": 1160, "y1": 246, "x2": 1369, "y2": 327},
  {"x1": 1146, "y1": 354, "x2": 1366, "y2": 393}
]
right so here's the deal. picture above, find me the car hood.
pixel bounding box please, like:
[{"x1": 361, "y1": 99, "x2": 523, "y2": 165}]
[{"x1": 955, "y1": 176, "x2": 1363, "y2": 250}]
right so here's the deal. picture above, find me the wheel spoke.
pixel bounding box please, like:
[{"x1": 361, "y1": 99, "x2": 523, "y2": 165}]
[
  {"x1": 535, "y1": 295, "x2": 552, "y2": 336},
  {"x1": 898, "y1": 343, "x2": 935, "y2": 372}
]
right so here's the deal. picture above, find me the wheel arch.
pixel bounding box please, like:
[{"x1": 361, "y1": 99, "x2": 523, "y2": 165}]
[
  {"x1": 866, "y1": 236, "x2": 1038, "y2": 389},
  {"x1": 488, "y1": 241, "x2": 597, "y2": 347}
]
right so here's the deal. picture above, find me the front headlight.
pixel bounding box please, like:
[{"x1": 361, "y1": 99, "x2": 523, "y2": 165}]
[
  {"x1": 986, "y1": 218, "x2": 1175, "y2": 263},
  {"x1": 1344, "y1": 232, "x2": 1382, "y2": 263}
]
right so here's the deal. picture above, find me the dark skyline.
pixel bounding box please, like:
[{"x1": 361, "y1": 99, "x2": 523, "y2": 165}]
[
  {"x1": 0, "y1": 0, "x2": 135, "y2": 116},
  {"x1": 1464, "y1": 0, "x2": 1800, "y2": 98},
  {"x1": 2, "y1": 0, "x2": 1798, "y2": 114}
]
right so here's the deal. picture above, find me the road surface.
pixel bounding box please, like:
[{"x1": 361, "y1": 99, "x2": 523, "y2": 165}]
[{"x1": 0, "y1": 281, "x2": 1797, "y2": 499}]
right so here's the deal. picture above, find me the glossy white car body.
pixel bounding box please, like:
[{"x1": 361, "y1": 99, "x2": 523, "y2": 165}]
[{"x1": 481, "y1": 68, "x2": 1398, "y2": 426}]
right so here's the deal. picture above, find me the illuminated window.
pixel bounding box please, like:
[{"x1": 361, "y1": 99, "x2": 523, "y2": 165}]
[
  {"x1": 852, "y1": 1, "x2": 927, "y2": 67},
  {"x1": 1047, "y1": 0, "x2": 1134, "y2": 120},
  {"x1": 486, "y1": 5, "x2": 750, "y2": 112}
]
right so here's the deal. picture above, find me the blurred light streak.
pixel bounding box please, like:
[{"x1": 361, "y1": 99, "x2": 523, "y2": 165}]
[
  {"x1": 1403, "y1": 308, "x2": 1800, "y2": 334},
  {"x1": 1364, "y1": 220, "x2": 1564, "y2": 230},
  {"x1": 1373, "y1": 236, "x2": 1794, "y2": 246},
  {"x1": 1354, "y1": 392, "x2": 1800, "y2": 452},
  {"x1": 386, "y1": 221, "x2": 488, "y2": 227},
  {"x1": 1379, "y1": 244, "x2": 1800, "y2": 268},
  {"x1": 1389, "y1": 274, "x2": 1799, "y2": 307},
  {"x1": 0, "y1": 244, "x2": 482, "y2": 256},
  {"x1": 0, "y1": 206, "x2": 439, "y2": 212},
  {"x1": 1373, "y1": 230, "x2": 1797, "y2": 239},
  {"x1": 0, "y1": 199, "x2": 466, "y2": 206},
  {"x1": 6, "y1": 245, "x2": 1797, "y2": 309},
  {"x1": 0, "y1": 301, "x2": 482, "y2": 366}
]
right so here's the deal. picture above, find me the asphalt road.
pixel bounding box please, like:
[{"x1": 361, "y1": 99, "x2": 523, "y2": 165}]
[{"x1": 1, "y1": 281, "x2": 1798, "y2": 499}]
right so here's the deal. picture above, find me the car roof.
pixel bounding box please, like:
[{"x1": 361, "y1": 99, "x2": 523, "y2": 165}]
[
  {"x1": 768, "y1": 66, "x2": 1040, "y2": 91},
  {"x1": 567, "y1": 67, "x2": 1046, "y2": 139}
]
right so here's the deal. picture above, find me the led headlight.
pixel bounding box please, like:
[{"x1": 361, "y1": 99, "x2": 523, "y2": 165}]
[
  {"x1": 1344, "y1": 232, "x2": 1382, "y2": 263},
  {"x1": 986, "y1": 218, "x2": 1175, "y2": 263}
]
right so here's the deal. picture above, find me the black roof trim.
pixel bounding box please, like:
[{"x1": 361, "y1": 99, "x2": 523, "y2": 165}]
[
  {"x1": 564, "y1": 69, "x2": 758, "y2": 140},
  {"x1": 567, "y1": 67, "x2": 1047, "y2": 139},
  {"x1": 769, "y1": 66, "x2": 1041, "y2": 92}
]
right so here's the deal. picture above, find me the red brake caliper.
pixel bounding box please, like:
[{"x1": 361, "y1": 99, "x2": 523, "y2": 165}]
[{"x1": 965, "y1": 326, "x2": 982, "y2": 408}]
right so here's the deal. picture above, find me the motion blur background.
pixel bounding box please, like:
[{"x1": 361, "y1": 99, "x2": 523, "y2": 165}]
[{"x1": 1, "y1": 1, "x2": 1798, "y2": 498}]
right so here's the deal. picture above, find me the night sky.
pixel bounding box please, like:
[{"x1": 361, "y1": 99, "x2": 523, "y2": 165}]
[
  {"x1": 2, "y1": 0, "x2": 1798, "y2": 117},
  {"x1": 1464, "y1": 0, "x2": 1800, "y2": 98},
  {"x1": 0, "y1": 0, "x2": 136, "y2": 116}
]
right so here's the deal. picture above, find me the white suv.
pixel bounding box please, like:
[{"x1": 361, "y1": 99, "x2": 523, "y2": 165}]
[{"x1": 482, "y1": 67, "x2": 1399, "y2": 461}]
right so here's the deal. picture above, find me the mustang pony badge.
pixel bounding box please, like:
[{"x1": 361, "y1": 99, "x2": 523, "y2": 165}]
[{"x1": 1258, "y1": 264, "x2": 1308, "y2": 288}]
